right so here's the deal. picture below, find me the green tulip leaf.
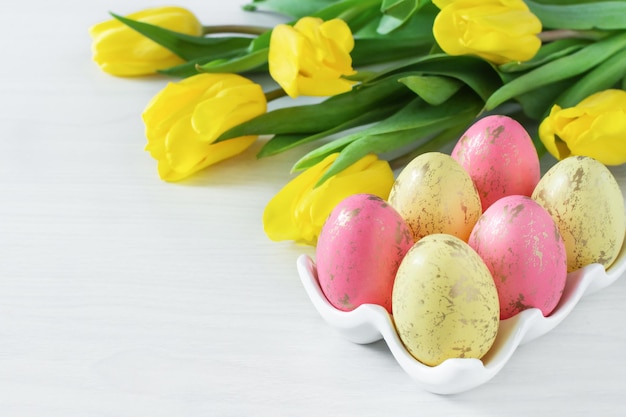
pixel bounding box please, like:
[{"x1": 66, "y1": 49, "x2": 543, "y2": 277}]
[
  {"x1": 293, "y1": 90, "x2": 481, "y2": 174},
  {"x1": 388, "y1": 122, "x2": 473, "y2": 168},
  {"x1": 398, "y1": 75, "x2": 463, "y2": 105},
  {"x1": 370, "y1": 54, "x2": 502, "y2": 102},
  {"x1": 339, "y1": 6, "x2": 384, "y2": 35},
  {"x1": 160, "y1": 50, "x2": 269, "y2": 77},
  {"x1": 357, "y1": 1, "x2": 437, "y2": 39},
  {"x1": 349, "y1": 89, "x2": 481, "y2": 138},
  {"x1": 349, "y1": 5, "x2": 436, "y2": 65},
  {"x1": 292, "y1": 134, "x2": 361, "y2": 171},
  {"x1": 485, "y1": 31, "x2": 626, "y2": 110},
  {"x1": 257, "y1": 101, "x2": 404, "y2": 158},
  {"x1": 498, "y1": 38, "x2": 590, "y2": 73},
  {"x1": 526, "y1": 0, "x2": 626, "y2": 30},
  {"x1": 216, "y1": 76, "x2": 411, "y2": 140},
  {"x1": 110, "y1": 13, "x2": 252, "y2": 61},
  {"x1": 318, "y1": 129, "x2": 431, "y2": 179},
  {"x1": 514, "y1": 78, "x2": 580, "y2": 120},
  {"x1": 196, "y1": 48, "x2": 269, "y2": 73},
  {"x1": 247, "y1": 28, "x2": 272, "y2": 52},
  {"x1": 313, "y1": 94, "x2": 482, "y2": 185},
  {"x1": 243, "y1": 0, "x2": 340, "y2": 18},
  {"x1": 555, "y1": 47, "x2": 626, "y2": 108},
  {"x1": 295, "y1": 110, "x2": 473, "y2": 174},
  {"x1": 377, "y1": 0, "x2": 420, "y2": 34},
  {"x1": 313, "y1": 0, "x2": 381, "y2": 21},
  {"x1": 352, "y1": 38, "x2": 432, "y2": 66},
  {"x1": 158, "y1": 58, "x2": 208, "y2": 78}
]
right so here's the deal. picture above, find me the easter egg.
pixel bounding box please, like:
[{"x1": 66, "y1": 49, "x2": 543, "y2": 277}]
[
  {"x1": 468, "y1": 195, "x2": 567, "y2": 319},
  {"x1": 388, "y1": 152, "x2": 482, "y2": 242},
  {"x1": 316, "y1": 194, "x2": 414, "y2": 313},
  {"x1": 452, "y1": 115, "x2": 540, "y2": 211},
  {"x1": 392, "y1": 234, "x2": 500, "y2": 366},
  {"x1": 532, "y1": 156, "x2": 625, "y2": 272}
]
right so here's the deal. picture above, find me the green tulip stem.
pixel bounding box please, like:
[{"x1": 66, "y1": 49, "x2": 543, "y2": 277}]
[
  {"x1": 264, "y1": 88, "x2": 288, "y2": 102},
  {"x1": 202, "y1": 25, "x2": 269, "y2": 36},
  {"x1": 538, "y1": 29, "x2": 606, "y2": 43}
]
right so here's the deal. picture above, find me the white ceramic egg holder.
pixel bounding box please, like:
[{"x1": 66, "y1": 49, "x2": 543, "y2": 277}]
[{"x1": 297, "y1": 244, "x2": 626, "y2": 394}]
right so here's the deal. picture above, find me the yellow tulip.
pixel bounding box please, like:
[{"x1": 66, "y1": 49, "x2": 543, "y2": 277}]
[
  {"x1": 539, "y1": 89, "x2": 626, "y2": 165},
  {"x1": 432, "y1": 0, "x2": 542, "y2": 65},
  {"x1": 142, "y1": 73, "x2": 267, "y2": 181},
  {"x1": 263, "y1": 153, "x2": 395, "y2": 245},
  {"x1": 268, "y1": 17, "x2": 357, "y2": 98},
  {"x1": 89, "y1": 6, "x2": 203, "y2": 76}
]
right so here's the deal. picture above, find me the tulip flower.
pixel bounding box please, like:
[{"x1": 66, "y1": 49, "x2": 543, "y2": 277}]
[
  {"x1": 268, "y1": 17, "x2": 357, "y2": 98},
  {"x1": 142, "y1": 73, "x2": 267, "y2": 181},
  {"x1": 432, "y1": 0, "x2": 542, "y2": 65},
  {"x1": 263, "y1": 153, "x2": 395, "y2": 245},
  {"x1": 90, "y1": 6, "x2": 203, "y2": 76},
  {"x1": 539, "y1": 89, "x2": 626, "y2": 165}
]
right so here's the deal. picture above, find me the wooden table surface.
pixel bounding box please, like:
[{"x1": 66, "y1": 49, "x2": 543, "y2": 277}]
[{"x1": 1, "y1": 1, "x2": 625, "y2": 415}]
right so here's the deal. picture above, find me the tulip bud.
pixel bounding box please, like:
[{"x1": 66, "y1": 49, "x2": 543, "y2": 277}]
[
  {"x1": 432, "y1": 0, "x2": 542, "y2": 65},
  {"x1": 90, "y1": 6, "x2": 203, "y2": 76},
  {"x1": 268, "y1": 17, "x2": 357, "y2": 98},
  {"x1": 539, "y1": 89, "x2": 626, "y2": 165},
  {"x1": 142, "y1": 73, "x2": 267, "y2": 181},
  {"x1": 263, "y1": 153, "x2": 395, "y2": 245}
]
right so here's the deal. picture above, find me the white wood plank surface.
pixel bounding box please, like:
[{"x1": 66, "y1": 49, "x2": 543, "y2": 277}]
[{"x1": 0, "y1": 1, "x2": 624, "y2": 415}]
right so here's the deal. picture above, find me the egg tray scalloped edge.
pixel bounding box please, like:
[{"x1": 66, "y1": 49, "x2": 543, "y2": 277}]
[{"x1": 297, "y1": 241, "x2": 626, "y2": 394}]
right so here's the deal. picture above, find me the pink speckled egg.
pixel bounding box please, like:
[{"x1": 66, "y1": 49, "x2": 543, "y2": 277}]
[
  {"x1": 452, "y1": 115, "x2": 540, "y2": 211},
  {"x1": 468, "y1": 195, "x2": 567, "y2": 320},
  {"x1": 316, "y1": 194, "x2": 414, "y2": 313}
]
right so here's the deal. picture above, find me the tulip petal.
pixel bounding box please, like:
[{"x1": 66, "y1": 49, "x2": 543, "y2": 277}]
[
  {"x1": 164, "y1": 115, "x2": 210, "y2": 173},
  {"x1": 569, "y1": 110, "x2": 626, "y2": 165},
  {"x1": 143, "y1": 72, "x2": 267, "y2": 180},
  {"x1": 89, "y1": 6, "x2": 202, "y2": 76},
  {"x1": 433, "y1": 0, "x2": 541, "y2": 65},
  {"x1": 192, "y1": 84, "x2": 266, "y2": 140},
  {"x1": 263, "y1": 154, "x2": 337, "y2": 242},
  {"x1": 320, "y1": 19, "x2": 354, "y2": 54},
  {"x1": 268, "y1": 16, "x2": 355, "y2": 98},
  {"x1": 295, "y1": 75, "x2": 355, "y2": 97},
  {"x1": 160, "y1": 114, "x2": 257, "y2": 181},
  {"x1": 540, "y1": 89, "x2": 626, "y2": 165},
  {"x1": 269, "y1": 24, "x2": 306, "y2": 98},
  {"x1": 143, "y1": 80, "x2": 211, "y2": 135},
  {"x1": 539, "y1": 105, "x2": 567, "y2": 159},
  {"x1": 263, "y1": 153, "x2": 395, "y2": 245}
]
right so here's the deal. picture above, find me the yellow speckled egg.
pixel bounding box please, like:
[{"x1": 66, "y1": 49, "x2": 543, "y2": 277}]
[
  {"x1": 388, "y1": 152, "x2": 482, "y2": 242},
  {"x1": 532, "y1": 156, "x2": 625, "y2": 272},
  {"x1": 392, "y1": 234, "x2": 500, "y2": 366}
]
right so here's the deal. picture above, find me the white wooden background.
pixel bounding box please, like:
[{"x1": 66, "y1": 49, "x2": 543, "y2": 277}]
[{"x1": 1, "y1": 1, "x2": 625, "y2": 415}]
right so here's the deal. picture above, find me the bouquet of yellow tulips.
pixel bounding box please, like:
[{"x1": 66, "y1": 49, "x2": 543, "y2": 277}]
[{"x1": 90, "y1": 0, "x2": 626, "y2": 245}]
